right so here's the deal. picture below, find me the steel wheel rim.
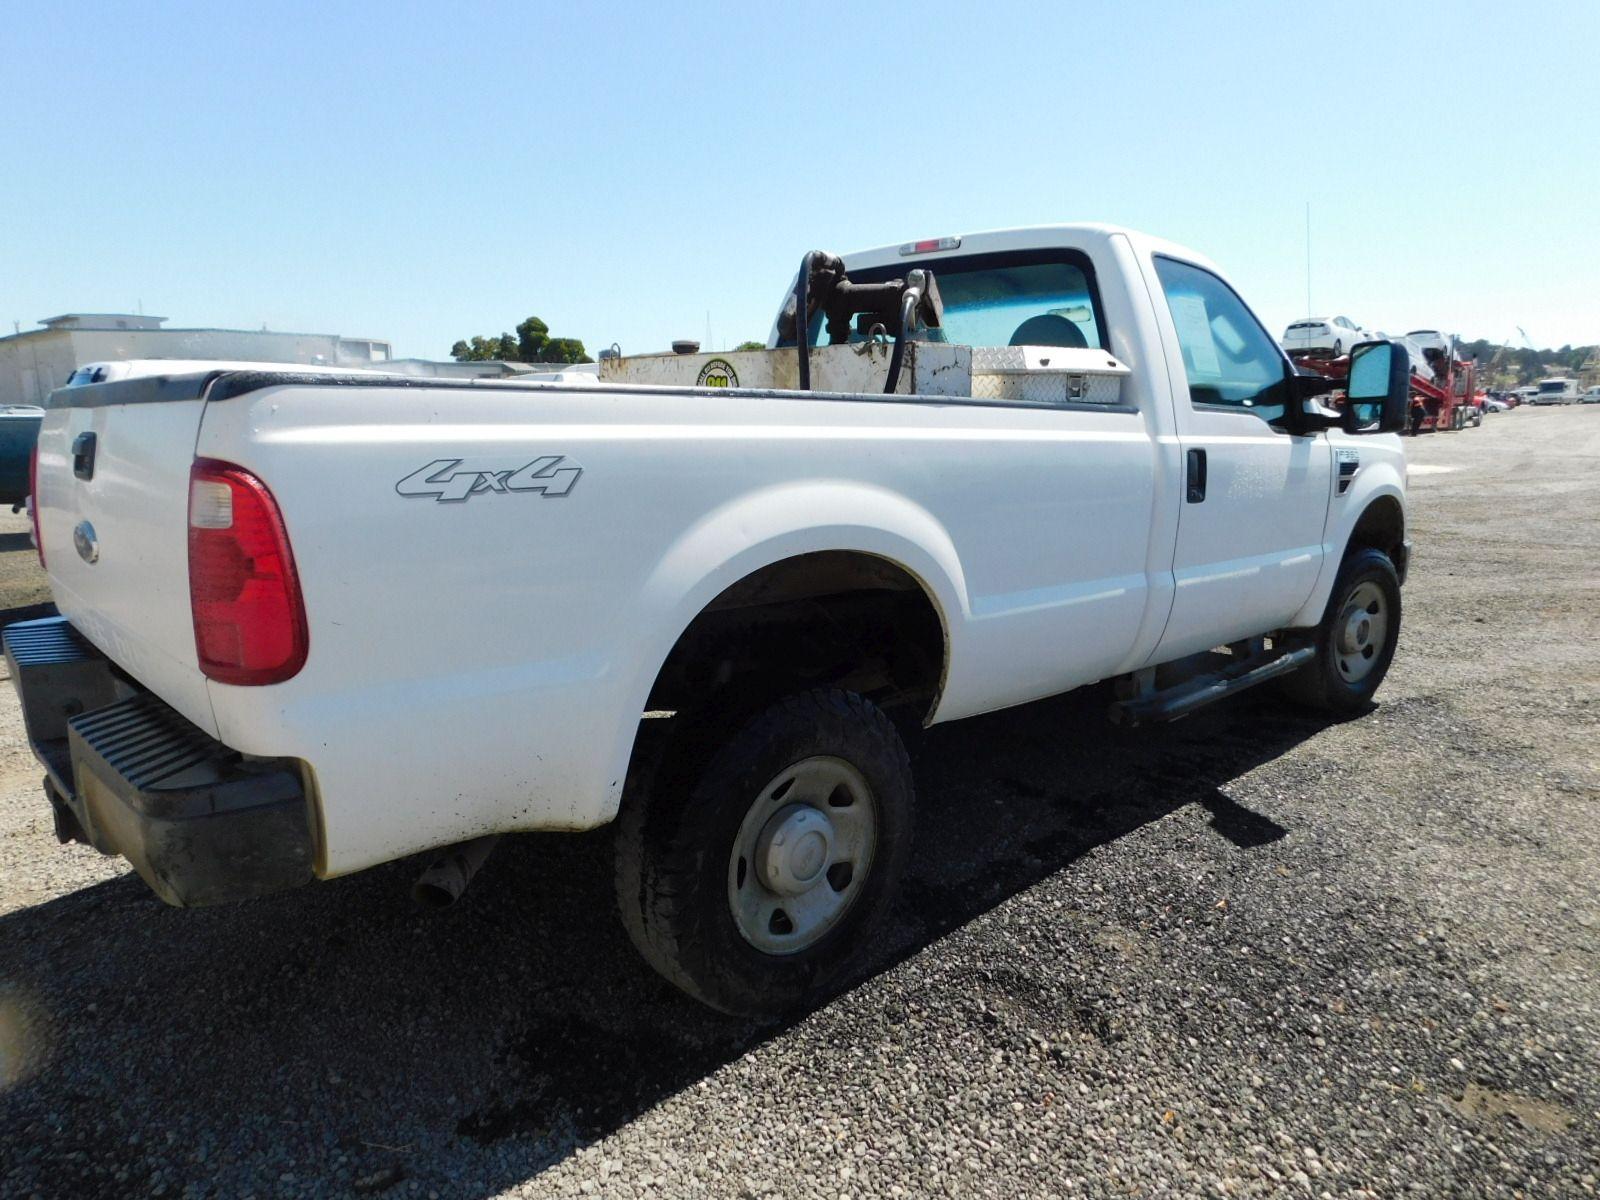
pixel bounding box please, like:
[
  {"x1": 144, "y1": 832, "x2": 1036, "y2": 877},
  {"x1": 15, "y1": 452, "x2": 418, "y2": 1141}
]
[
  {"x1": 728, "y1": 756, "x2": 878, "y2": 955},
  {"x1": 1334, "y1": 580, "x2": 1388, "y2": 683}
]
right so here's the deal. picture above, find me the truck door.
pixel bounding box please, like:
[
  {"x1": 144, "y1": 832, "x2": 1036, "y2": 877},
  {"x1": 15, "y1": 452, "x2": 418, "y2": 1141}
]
[{"x1": 1144, "y1": 255, "x2": 1331, "y2": 662}]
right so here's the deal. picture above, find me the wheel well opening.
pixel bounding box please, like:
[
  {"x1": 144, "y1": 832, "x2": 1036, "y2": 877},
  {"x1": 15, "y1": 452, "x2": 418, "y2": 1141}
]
[
  {"x1": 644, "y1": 551, "x2": 948, "y2": 724},
  {"x1": 1347, "y1": 496, "x2": 1404, "y2": 562}
]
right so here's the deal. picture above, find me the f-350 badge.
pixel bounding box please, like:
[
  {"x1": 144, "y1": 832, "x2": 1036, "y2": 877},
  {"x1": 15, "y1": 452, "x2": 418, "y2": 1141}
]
[{"x1": 396, "y1": 456, "x2": 582, "y2": 503}]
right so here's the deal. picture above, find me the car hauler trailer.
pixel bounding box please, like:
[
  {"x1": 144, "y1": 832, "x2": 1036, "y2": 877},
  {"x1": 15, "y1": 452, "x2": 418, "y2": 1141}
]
[{"x1": 1294, "y1": 339, "x2": 1479, "y2": 433}]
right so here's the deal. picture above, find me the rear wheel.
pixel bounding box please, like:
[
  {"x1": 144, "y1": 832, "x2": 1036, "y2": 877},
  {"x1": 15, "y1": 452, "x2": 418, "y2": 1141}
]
[
  {"x1": 1279, "y1": 548, "x2": 1401, "y2": 714},
  {"x1": 615, "y1": 688, "x2": 913, "y2": 1015}
]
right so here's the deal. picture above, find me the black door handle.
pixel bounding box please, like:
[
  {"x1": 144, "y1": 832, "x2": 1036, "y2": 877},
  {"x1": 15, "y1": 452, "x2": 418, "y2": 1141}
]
[
  {"x1": 1186, "y1": 447, "x2": 1207, "y2": 503},
  {"x1": 72, "y1": 432, "x2": 97, "y2": 481}
]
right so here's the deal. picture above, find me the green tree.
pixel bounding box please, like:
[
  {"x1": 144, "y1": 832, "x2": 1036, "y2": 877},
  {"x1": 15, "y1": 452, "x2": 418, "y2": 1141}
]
[
  {"x1": 516, "y1": 316, "x2": 550, "y2": 362},
  {"x1": 449, "y1": 335, "x2": 513, "y2": 362},
  {"x1": 733, "y1": 340, "x2": 766, "y2": 352},
  {"x1": 541, "y1": 337, "x2": 589, "y2": 364},
  {"x1": 1423, "y1": 336, "x2": 1596, "y2": 388},
  {"x1": 450, "y1": 315, "x2": 592, "y2": 364}
]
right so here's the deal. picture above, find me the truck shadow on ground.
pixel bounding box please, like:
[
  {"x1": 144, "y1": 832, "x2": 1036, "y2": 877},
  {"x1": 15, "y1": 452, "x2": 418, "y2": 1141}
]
[{"x1": 0, "y1": 685, "x2": 1334, "y2": 1198}]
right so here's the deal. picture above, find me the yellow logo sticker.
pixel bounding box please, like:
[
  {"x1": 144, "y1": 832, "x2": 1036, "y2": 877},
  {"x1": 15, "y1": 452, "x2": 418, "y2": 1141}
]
[{"x1": 696, "y1": 359, "x2": 738, "y2": 388}]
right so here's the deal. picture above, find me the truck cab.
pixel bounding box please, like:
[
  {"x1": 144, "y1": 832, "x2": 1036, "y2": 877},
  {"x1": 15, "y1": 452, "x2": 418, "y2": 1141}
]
[{"x1": 808, "y1": 228, "x2": 1400, "y2": 661}]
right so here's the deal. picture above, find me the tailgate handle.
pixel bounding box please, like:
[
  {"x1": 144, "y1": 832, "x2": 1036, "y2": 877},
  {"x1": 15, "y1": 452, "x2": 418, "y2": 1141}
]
[{"x1": 72, "y1": 432, "x2": 97, "y2": 481}]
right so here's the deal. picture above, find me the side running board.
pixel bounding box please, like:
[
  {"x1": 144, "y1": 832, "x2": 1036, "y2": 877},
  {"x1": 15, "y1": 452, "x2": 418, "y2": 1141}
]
[{"x1": 1109, "y1": 643, "x2": 1316, "y2": 727}]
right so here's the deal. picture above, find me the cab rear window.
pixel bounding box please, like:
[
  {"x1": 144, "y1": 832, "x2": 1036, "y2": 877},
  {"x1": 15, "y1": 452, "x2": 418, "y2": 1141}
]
[{"x1": 797, "y1": 249, "x2": 1107, "y2": 353}]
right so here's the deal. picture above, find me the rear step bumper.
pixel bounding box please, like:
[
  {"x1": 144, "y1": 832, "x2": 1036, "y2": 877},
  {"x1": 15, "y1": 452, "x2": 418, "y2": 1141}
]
[{"x1": 3, "y1": 616, "x2": 315, "y2": 906}]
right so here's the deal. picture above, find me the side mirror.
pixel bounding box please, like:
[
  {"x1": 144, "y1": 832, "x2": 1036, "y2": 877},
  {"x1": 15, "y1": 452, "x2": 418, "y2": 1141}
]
[{"x1": 1343, "y1": 339, "x2": 1410, "y2": 433}]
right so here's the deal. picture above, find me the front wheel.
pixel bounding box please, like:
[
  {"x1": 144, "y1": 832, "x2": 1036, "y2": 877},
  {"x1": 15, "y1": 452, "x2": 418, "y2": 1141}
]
[
  {"x1": 1279, "y1": 548, "x2": 1402, "y2": 714},
  {"x1": 615, "y1": 688, "x2": 914, "y2": 1015}
]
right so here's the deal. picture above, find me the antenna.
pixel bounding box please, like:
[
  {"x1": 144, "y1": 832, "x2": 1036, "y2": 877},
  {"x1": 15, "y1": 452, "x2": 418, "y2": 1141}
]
[{"x1": 1304, "y1": 201, "x2": 1312, "y2": 314}]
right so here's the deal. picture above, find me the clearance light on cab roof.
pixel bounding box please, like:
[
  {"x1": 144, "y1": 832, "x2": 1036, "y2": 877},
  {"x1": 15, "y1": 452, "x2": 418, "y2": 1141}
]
[
  {"x1": 898, "y1": 236, "x2": 961, "y2": 255},
  {"x1": 188, "y1": 459, "x2": 308, "y2": 686}
]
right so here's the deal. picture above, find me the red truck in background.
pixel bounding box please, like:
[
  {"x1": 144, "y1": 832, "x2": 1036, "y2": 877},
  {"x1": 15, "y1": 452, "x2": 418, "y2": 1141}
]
[{"x1": 1290, "y1": 337, "x2": 1481, "y2": 434}]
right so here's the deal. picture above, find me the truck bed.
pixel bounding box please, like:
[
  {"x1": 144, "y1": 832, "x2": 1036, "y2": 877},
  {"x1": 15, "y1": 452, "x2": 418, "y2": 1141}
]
[{"x1": 36, "y1": 367, "x2": 1168, "y2": 875}]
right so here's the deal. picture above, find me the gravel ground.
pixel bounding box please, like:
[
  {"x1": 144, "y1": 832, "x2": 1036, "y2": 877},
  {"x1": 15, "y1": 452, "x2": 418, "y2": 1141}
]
[
  {"x1": 1, "y1": 406, "x2": 1596, "y2": 1199},
  {"x1": 0, "y1": 508, "x2": 52, "y2": 618}
]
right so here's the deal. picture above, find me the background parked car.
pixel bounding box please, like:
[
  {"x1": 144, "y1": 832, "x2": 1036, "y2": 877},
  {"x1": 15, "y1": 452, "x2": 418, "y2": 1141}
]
[
  {"x1": 1582, "y1": 386, "x2": 1600, "y2": 404},
  {"x1": 1531, "y1": 377, "x2": 1580, "y2": 405},
  {"x1": 1405, "y1": 330, "x2": 1454, "y2": 357},
  {"x1": 1281, "y1": 315, "x2": 1370, "y2": 357},
  {"x1": 1372, "y1": 331, "x2": 1434, "y2": 378},
  {"x1": 0, "y1": 404, "x2": 43, "y2": 507}
]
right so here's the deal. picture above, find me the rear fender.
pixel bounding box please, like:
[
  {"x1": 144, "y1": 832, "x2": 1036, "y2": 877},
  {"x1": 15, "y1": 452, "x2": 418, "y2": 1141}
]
[{"x1": 597, "y1": 481, "x2": 966, "y2": 821}]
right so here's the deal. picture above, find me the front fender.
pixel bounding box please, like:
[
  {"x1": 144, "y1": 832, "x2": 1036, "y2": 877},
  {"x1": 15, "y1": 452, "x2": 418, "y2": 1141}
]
[
  {"x1": 1288, "y1": 443, "x2": 1406, "y2": 628},
  {"x1": 597, "y1": 480, "x2": 969, "y2": 821}
]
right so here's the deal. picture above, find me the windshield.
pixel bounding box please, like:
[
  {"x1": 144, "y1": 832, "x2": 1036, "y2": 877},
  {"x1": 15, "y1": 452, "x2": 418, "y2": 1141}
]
[{"x1": 799, "y1": 250, "x2": 1105, "y2": 351}]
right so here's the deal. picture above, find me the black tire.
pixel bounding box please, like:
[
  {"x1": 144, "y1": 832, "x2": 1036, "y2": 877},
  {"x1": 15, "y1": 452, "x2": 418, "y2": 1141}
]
[
  {"x1": 1333, "y1": 340, "x2": 1342, "y2": 357},
  {"x1": 1278, "y1": 548, "x2": 1401, "y2": 714},
  {"x1": 614, "y1": 688, "x2": 913, "y2": 1016}
]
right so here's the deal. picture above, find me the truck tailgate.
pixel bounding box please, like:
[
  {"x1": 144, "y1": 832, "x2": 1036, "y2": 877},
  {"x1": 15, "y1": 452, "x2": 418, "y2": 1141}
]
[{"x1": 36, "y1": 374, "x2": 217, "y2": 736}]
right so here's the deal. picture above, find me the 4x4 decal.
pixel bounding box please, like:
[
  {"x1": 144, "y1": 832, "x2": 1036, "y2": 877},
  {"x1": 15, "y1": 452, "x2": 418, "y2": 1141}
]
[{"x1": 396, "y1": 456, "x2": 582, "y2": 503}]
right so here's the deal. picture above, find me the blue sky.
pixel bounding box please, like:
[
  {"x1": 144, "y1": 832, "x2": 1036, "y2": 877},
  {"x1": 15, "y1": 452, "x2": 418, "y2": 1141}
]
[{"x1": 3, "y1": 1, "x2": 1596, "y2": 359}]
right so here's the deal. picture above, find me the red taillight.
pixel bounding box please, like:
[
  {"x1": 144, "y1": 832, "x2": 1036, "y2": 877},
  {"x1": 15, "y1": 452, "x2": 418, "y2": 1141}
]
[
  {"x1": 28, "y1": 441, "x2": 44, "y2": 568},
  {"x1": 188, "y1": 459, "x2": 308, "y2": 685}
]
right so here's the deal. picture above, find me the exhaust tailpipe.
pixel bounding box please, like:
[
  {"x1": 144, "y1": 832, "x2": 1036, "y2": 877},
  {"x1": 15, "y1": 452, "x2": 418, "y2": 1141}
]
[{"x1": 411, "y1": 835, "x2": 499, "y2": 909}]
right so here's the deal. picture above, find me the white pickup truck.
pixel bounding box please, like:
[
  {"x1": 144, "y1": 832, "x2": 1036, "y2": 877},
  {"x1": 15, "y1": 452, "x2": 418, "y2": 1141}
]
[{"x1": 9, "y1": 225, "x2": 1414, "y2": 1014}]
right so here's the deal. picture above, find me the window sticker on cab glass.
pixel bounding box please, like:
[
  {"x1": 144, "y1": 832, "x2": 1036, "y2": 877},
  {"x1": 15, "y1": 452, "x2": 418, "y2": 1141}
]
[{"x1": 1168, "y1": 293, "x2": 1221, "y2": 377}]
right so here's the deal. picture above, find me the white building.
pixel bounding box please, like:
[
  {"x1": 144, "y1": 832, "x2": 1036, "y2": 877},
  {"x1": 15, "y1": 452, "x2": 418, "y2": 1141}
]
[{"x1": 0, "y1": 313, "x2": 392, "y2": 405}]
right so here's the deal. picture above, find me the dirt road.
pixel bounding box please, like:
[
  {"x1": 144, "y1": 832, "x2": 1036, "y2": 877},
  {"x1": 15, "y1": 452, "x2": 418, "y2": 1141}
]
[{"x1": 1, "y1": 406, "x2": 1596, "y2": 1198}]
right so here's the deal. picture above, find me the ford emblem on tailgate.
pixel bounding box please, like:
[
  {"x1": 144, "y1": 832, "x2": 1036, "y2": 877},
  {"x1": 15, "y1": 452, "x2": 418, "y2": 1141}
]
[{"x1": 73, "y1": 521, "x2": 99, "y2": 564}]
